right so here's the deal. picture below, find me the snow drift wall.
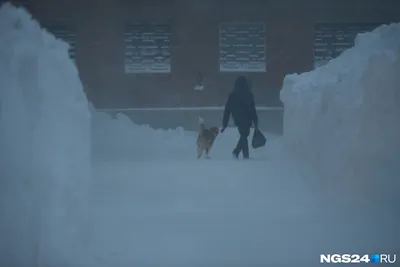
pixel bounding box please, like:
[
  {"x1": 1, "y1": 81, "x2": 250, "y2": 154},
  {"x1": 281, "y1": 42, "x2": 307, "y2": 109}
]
[
  {"x1": 281, "y1": 23, "x2": 400, "y2": 204},
  {"x1": 90, "y1": 104, "x2": 206, "y2": 160},
  {"x1": 0, "y1": 3, "x2": 91, "y2": 267}
]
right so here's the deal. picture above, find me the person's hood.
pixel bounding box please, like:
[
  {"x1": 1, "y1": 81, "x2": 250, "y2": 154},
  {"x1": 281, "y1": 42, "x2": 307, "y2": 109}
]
[{"x1": 232, "y1": 76, "x2": 251, "y2": 94}]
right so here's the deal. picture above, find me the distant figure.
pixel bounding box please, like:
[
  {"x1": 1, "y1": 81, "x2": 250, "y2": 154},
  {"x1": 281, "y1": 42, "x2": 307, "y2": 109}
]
[{"x1": 221, "y1": 76, "x2": 259, "y2": 159}]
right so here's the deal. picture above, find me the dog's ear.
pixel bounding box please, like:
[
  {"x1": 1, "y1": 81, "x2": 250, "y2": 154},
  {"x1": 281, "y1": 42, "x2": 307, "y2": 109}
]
[{"x1": 198, "y1": 116, "x2": 205, "y2": 124}]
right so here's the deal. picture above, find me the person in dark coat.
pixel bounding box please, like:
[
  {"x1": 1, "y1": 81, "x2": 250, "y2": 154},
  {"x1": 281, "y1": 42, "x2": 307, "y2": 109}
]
[{"x1": 221, "y1": 76, "x2": 259, "y2": 159}]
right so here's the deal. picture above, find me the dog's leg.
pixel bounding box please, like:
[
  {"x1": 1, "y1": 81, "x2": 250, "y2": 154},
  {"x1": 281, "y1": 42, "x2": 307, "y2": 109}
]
[
  {"x1": 205, "y1": 146, "x2": 211, "y2": 159},
  {"x1": 197, "y1": 147, "x2": 203, "y2": 159}
]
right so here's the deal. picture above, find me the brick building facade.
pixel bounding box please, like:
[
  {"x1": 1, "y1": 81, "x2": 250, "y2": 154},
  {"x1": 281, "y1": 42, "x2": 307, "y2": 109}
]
[{"x1": 3, "y1": 0, "x2": 400, "y2": 133}]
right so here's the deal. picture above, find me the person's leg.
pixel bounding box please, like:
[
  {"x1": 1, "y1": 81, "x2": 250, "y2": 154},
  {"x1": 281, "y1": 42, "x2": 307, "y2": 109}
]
[
  {"x1": 233, "y1": 136, "x2": 241, "y2": 158},
  {"x1": 232, "y1": 126, "x2": 244, "y2": 158},
  {"x1": 238, "y1": 126, "x2": 250, "y2": 159}
]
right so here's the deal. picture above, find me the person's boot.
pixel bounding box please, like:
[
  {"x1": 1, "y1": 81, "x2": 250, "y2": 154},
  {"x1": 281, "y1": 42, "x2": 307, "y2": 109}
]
[
  {"x1": 232, "y1": 150, "x2": 239, "y2": 159},
  {"x1": 233, "y1": 138, "x2": 242, "y2": 159}
]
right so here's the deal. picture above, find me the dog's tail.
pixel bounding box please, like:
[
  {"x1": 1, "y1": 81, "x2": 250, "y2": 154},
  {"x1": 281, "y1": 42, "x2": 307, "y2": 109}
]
[{"x1": 198, "y1": 116, "x2": 205, "y2": 133}]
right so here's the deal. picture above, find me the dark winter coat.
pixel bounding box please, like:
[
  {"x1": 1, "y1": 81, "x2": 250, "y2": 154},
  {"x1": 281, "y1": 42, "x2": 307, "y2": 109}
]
[{"x1": 222, "y1": 76, "x2": 258, "y2": 129}]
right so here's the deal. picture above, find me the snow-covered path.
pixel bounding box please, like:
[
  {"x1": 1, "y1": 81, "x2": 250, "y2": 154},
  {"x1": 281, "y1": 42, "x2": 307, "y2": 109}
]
[{"x1": 88, "y1": 154, "x2": 399, "y2": 267}]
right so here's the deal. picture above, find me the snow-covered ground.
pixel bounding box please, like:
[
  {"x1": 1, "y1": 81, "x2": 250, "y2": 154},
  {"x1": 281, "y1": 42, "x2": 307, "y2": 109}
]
[{"x1": 0, "y1": 3, "x2": 399, "y2": 267}]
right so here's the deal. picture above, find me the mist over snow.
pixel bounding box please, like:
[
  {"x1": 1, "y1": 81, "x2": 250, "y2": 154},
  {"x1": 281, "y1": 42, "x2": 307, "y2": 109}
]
[
  {"x1": 281, "y1": 23, "x2": 400, "y2": 207},
  {"x1": 90, "y1": 104, "x2": 282, "y2": 162},
  {"x1": 0, "y1": 3, "x2": 399, "y2": 267},
  {"x1": 0, "y1": 3, "x2": 91, "y2": 267}
]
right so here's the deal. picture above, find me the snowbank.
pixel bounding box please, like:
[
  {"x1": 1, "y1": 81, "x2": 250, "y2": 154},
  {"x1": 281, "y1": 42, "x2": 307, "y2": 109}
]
[
  {"x1": 90, "y1": 105, "x2": 193, "y2": 160},
  {"x1": 90, "y1": 104, "x2": 278, "y2": 162},
  {"x1": 0, "y1": 3, "x2": 91, "y2": 267},
  {"x1": 281, "y1": 23, "x2": 400, "y2": 205}
]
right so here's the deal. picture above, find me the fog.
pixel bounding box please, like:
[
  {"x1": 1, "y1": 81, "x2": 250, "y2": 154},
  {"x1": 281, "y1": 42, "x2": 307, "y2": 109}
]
[{"x1": 0, "y1": 3, "x2": 398, "y2": 267}]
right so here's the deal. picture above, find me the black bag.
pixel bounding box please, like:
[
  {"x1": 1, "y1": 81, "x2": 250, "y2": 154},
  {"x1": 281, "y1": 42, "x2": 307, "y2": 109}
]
[{"x1": 251, "y1": 128, "x2": 267, "y2": 149}]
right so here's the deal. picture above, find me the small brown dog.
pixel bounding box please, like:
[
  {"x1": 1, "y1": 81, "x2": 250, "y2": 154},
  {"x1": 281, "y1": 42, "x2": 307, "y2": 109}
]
[{"x1": 196, "y1": 116, "x2": 219, "y2": 159}]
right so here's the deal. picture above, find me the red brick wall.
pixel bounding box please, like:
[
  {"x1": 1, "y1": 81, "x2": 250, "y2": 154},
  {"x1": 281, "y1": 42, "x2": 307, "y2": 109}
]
[{"x1": 14, "y1": 0, "x2": 400, "y2": 108}]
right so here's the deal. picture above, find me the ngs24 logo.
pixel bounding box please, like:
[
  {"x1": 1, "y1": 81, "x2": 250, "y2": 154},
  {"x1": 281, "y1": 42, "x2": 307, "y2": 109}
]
[{"x1": 320, "y1": 254, "x2": 397, "y2": 264}]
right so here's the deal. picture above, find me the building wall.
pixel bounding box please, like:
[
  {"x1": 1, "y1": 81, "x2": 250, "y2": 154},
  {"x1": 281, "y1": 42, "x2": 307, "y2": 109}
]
[
  {"x1": 5, "y1": 0, "x2": 400, "y2": 110},
  {"x1": 73, "y1": 0, "x2": 316, "y2": 109},
  {"x1": 7, "y1": 0, "x2": 305, "y2": 108},
  {"x1": 3, "y1": 0, "x2": 399, "y2": 135}
]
